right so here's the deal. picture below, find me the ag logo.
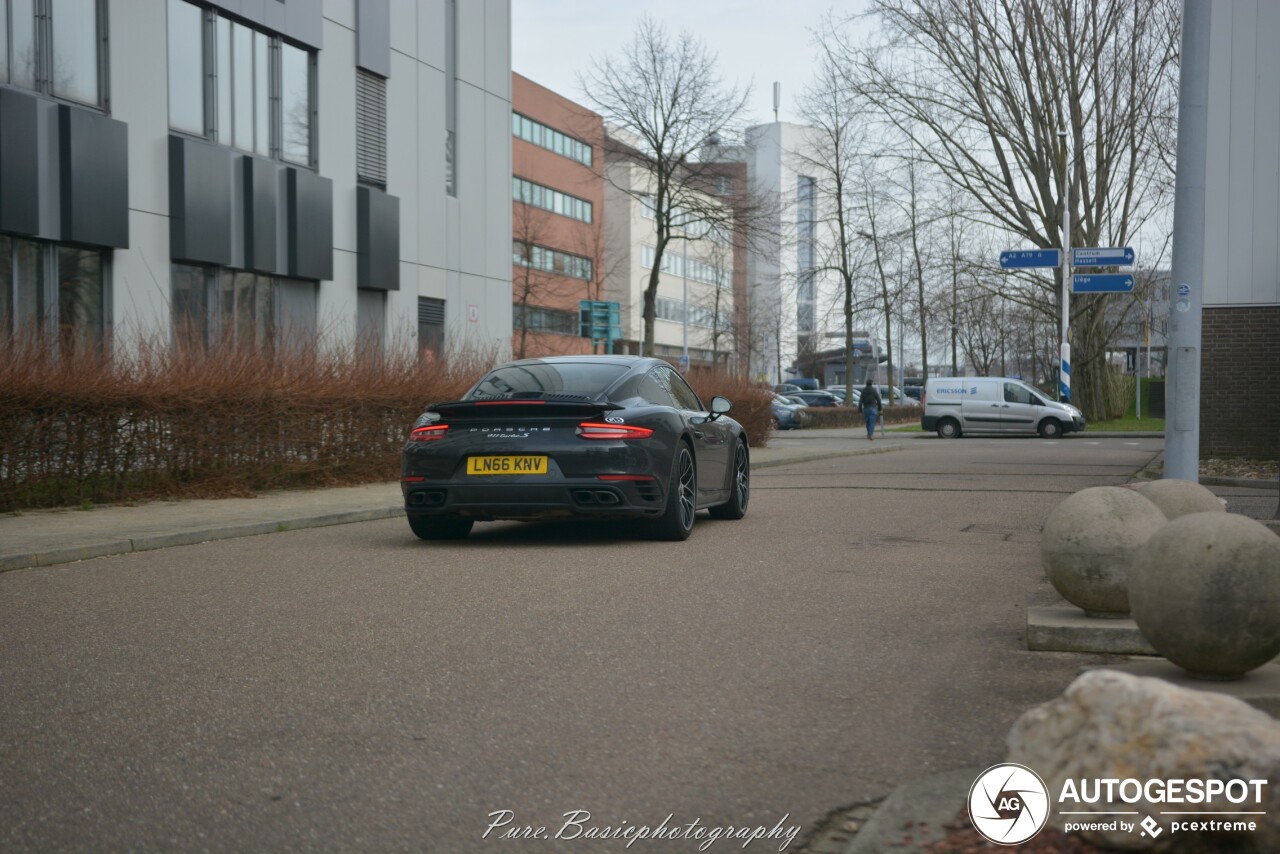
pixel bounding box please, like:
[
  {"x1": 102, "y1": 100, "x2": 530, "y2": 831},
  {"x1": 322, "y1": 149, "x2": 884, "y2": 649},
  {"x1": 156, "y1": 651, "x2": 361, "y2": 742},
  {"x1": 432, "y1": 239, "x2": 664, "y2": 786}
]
[
  {"x1": 968, "y1": 763, "x2": 1050, "y2": 845},
  {"x1": 604, "y1": 416, "x2": 625, "y2": 424}
]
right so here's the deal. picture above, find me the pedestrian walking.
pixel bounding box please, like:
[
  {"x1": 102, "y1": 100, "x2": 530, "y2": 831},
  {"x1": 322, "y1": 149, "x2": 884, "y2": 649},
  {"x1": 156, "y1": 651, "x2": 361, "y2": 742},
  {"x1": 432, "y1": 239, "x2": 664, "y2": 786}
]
[{"x1": 858, "y1": 379, "x2": 882, "y2": 440}]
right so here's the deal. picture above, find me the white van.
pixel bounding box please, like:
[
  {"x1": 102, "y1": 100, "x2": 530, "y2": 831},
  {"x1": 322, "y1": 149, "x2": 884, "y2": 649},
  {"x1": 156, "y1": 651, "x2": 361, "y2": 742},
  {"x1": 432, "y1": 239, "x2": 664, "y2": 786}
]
[{"x1": 922, "y1": 378, "x2": 1085, "y2": 439}]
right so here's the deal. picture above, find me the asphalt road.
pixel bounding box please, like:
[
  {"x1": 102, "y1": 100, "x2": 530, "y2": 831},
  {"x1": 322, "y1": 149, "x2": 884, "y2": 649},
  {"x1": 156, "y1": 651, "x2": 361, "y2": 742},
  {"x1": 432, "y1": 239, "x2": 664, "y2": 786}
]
[{"x1": 0, "y1": 437, "x2": 1162, "y2": 852}]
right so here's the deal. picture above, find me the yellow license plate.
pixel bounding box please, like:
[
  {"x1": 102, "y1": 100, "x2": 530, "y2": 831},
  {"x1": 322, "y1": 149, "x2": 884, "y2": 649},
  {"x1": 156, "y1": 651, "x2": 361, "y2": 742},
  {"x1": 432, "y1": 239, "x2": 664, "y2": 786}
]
[{"x1": 466, "y1": 455, "x2": 549, "y2": 476}]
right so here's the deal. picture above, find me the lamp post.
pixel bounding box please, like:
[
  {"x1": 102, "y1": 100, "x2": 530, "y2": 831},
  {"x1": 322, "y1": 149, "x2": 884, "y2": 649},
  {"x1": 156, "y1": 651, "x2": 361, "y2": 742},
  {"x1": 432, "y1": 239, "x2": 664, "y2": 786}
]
[
  {"x1": 1058, "y1": 129, "x2": 1071, "y2": 403},
  {"x1": 681, "y1": 241, "x2": 689, "y2": 372}
]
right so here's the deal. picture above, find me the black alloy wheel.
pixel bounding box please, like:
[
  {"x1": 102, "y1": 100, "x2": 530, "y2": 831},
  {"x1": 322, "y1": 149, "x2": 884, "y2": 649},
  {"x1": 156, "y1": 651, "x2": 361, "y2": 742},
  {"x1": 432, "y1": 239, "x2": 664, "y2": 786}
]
[
  {"x1": 709, "y1": 439, "x2": 749, "y2": 520},
  {"x1": 651, "y1": 444, "x2": 697, "y2": 541}
]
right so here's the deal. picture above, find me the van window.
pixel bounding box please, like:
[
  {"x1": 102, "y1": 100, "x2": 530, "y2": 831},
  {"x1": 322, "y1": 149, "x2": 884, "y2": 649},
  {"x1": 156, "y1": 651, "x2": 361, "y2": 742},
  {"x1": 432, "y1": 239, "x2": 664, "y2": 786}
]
[{"x1": 1004, "y1": 382, "x2": 1035, "y2": 405}]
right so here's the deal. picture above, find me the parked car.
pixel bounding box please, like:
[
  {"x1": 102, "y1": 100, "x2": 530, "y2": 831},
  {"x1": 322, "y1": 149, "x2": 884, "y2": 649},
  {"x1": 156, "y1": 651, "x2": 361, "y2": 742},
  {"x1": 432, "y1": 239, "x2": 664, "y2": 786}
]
[
  {"x1": 401, "y1": 356, "x2": 750, "y2": 541},
  {"x1": 784, "y1": 377, "x2": 821, "y2": 390},
  {"x1": 789, "y1": 390, "x2": 843, "y2": 408},
  {"x1": 773, "y1": 383, "x2": 803, "y2": 394},
  {"x1": 901, "y1": 385, "x2": 923, "y2": 401},
  {"x1": 922, "y1": 376, "x2": 1085, "y2": 439},
  {"x1": 823, "y1": 386, "x2": 861, "y2": 406},
  {"x1": 872, "y1": 385, "x2": 919, "y2": 407},
  {"x1": 770, "y1": 395, "x2": 809, "y2": 430}
]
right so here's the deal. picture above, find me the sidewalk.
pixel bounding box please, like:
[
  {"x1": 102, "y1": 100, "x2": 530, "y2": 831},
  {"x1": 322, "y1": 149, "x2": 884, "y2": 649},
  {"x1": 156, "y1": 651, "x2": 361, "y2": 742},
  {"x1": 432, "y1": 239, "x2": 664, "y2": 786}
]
[{"x1": 0, "y1": 430, "x2": 904, "y2": 573}]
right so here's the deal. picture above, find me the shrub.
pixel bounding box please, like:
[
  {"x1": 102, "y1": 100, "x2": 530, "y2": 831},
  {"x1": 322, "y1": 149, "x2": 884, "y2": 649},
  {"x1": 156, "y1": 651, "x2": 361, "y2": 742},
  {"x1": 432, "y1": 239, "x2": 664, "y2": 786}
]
[
  {"x1": 0, "y1": 336, "x2": 485, "y2": 510},
  {"x1": 802, "y1": 405, "x2": 920, "y2": 429},
  {"x1": 685, "y1": 369, "x2": 775, "y2": 447}
]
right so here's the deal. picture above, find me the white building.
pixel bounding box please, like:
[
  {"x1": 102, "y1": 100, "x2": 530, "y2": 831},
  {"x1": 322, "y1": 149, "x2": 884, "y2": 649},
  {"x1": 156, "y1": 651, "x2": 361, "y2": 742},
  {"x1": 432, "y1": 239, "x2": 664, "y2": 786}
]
[
  {"x1": 0, "y1": 0, "x2": 513, "y2": 361},
  {"x1": 602, "y1": 150, "x2": 736, "y2": 368},
  {"x1": 709, "y1": 122, "x2": 842, "y2": 384}
]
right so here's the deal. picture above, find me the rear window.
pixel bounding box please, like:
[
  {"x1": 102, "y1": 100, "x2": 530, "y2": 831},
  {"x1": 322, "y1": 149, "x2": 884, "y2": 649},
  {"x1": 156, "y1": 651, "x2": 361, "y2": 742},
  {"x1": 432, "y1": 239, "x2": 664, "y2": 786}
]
[{"x1": 469, "y1": 362, "x2": 630, "y2": 399}]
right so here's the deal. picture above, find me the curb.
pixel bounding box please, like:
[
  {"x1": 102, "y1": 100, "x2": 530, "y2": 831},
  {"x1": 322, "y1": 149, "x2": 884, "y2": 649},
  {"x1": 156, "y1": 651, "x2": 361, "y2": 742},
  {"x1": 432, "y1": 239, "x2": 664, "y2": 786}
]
[
  {"x1": 752, "y1": 445, "x2": 904, "y2": 470},
  {"x1": 0, "y1": 507, "x2": 403, "y2": 574}
]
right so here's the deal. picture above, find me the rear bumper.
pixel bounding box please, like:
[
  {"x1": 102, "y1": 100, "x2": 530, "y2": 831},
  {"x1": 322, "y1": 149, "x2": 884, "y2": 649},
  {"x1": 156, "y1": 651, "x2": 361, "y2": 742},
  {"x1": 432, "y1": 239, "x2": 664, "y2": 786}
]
[
  {"x1": 402, "y1": 480, "x2": 666, "y2": 521},
  {"x1": 921, "y1": 415, "x2": 938, "y2": 431}
]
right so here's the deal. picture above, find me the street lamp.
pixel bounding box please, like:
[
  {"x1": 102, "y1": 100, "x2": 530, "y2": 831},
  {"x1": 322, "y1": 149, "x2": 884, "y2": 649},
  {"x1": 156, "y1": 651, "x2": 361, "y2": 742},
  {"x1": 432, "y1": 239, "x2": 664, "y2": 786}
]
[{"x1": 1058, "y1": 129, "x2": 1071, "y2": 403}]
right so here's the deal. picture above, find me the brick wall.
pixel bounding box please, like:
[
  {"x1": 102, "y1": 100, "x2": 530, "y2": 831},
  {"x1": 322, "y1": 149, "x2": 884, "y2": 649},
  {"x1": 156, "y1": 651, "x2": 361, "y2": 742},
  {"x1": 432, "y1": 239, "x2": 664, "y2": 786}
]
[{"x1": 1201, "y1": 306, "x2": 1280, "y2": 460}]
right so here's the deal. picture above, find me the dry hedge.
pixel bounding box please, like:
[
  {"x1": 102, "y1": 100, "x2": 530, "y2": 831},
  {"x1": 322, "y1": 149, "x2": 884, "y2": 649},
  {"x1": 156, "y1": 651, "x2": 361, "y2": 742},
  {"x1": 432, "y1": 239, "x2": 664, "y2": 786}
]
[{"x1": 0, "y1": 342, "x2": 776, "y2": 510}]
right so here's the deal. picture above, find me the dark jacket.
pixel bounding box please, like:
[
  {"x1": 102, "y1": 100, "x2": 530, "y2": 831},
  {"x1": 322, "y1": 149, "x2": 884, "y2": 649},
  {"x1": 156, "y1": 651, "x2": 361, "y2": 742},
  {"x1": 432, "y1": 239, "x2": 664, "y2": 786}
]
[{"x1": 859, "y1": 385, "x2": 882, "y2": 411}]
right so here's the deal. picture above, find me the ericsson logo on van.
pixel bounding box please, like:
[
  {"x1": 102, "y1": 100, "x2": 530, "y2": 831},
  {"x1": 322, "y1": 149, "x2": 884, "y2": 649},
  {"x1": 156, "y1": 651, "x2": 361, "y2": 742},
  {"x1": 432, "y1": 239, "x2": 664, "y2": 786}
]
[
  {"x1": 968, "y1": 764, "x2": 1051, "y2": 845},
  {"x1": 936, "y1": 386, "x2": 979, "y2": 395}
]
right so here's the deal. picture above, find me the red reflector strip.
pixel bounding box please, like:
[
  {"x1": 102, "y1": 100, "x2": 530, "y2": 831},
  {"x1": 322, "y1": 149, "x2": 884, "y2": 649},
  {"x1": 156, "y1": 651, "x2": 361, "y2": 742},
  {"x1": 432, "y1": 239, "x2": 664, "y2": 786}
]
[
  {"x1": 475, "y1": 400, "x2": 547, "y2": 405},
  {"x1": 400, "y1": 476, "x2": 427, "y2": 483},
  {"x1": 577, "y1": 422, "x2": 654, "y2": 440},
  {"x1": 597, "y1": 475, "x2": 656, "y2": 482},
  {"x1": 409, "y1": 424, "x2": 449, "y2": 441}
]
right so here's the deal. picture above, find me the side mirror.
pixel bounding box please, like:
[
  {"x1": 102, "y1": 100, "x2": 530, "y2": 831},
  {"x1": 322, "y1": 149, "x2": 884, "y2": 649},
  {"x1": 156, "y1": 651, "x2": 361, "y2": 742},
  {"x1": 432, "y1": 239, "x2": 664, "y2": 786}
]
[{"x1": 709, "y1": 396, "x2": 732, "y2": 419}]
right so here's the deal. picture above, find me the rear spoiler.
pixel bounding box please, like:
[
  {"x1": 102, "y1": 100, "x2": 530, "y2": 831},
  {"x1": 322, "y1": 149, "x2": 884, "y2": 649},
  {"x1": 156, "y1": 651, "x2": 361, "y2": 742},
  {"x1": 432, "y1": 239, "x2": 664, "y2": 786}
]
[{"x1": 427, "y1": 399, "x2": 623, "y2": 419}]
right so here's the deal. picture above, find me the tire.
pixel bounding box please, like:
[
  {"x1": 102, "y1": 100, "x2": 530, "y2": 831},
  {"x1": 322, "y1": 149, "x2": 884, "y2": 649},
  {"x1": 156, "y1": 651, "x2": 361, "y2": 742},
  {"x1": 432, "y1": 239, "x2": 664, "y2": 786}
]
[
  {"x1": 1038, "y1": 419, "x2": 1063, "y2": 439},
  {"x1": 407, "y1": 514, "x2": 474, "y2": 541},
  {"x1": 709, "y1": 438, "x2": 749, "y2": 520},
  {"x1": 650, "y1": 443, "x2": 697, "y2": 541},
  {"x1": 936, "y1": 418, "x2": 961, "y2": 439}
]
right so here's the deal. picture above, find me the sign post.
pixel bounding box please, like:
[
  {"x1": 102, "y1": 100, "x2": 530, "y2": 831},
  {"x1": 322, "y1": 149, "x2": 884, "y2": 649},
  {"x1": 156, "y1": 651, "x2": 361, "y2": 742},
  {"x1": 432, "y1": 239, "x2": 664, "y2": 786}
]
[
  {"x1": 1072, "y1": 247, "x2": 1135, "y2": 267},
  {"x1": 1072, "y1": 273, "x2": 1135, "y2": 293}
]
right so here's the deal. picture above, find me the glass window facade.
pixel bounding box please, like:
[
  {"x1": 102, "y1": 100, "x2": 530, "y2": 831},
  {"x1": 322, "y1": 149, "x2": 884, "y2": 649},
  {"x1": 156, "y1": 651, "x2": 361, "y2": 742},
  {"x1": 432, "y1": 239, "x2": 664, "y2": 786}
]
[
  {"x1": 512, "y1": 177, "x2": 593, "y2": 224},
  {"x1": 640, "y1": 245, "x2": 729, "y2": 288},
  {"x1": 512, "y1": 304, "x2": 578, "y2": 336},
  {"x1": 511, "y1": 111, "x2": 592, "y2": 166},
  {"x1": 167, "y1": 1, "x2": 315, "y2": 166},
  {"x1": 3, "y1": 0, "x2": 102, "y2": 104},
  {"x1": 172, "y1": 264, "x2": 317, "y2": 352},
  {"x1": 512, "y1": 241, "x2": 593, "y2": 281},
  {"x1": 166, "y1": 0, "x2": 204, "y2": 133},
  {"x1": 0, "y1": 235, "x2": 105, "y2": 350},
  {"x1": 50, "y1": 0, "x2": 99, "y2": 105},
  {"x1": 280, "y1": 41, "x2": 311, "y2": 165}
]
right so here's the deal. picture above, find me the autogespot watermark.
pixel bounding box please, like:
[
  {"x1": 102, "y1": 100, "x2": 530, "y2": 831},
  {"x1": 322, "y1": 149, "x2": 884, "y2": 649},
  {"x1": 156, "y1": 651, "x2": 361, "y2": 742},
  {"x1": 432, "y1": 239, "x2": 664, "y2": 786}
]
[
  {"x1": 968, "y1": 764, "x2": 1051, "y2": 845},
  {"x1": 969, "y1": 765, "x2": 1271, "y2": 845},
  {"x1": 483, "y1": 810, "x2": 802, "y2": 851}
]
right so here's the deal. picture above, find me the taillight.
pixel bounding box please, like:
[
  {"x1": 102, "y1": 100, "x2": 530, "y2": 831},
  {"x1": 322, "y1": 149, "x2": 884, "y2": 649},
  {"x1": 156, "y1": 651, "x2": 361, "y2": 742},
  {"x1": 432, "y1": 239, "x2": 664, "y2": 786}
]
[
  {"x1": 409, "y1": 424, "x2": 449, "y2": 442},
  {"x1": 576, "y1": 422, "x2": 654, "y2": 440}
]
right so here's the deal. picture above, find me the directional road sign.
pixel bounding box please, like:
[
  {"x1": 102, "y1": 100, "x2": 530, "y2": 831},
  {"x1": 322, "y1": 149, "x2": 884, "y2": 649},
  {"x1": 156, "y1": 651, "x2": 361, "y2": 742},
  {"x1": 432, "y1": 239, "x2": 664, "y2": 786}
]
[
  {"x1": 1072, "y1": 247, "x2": 1135, "y2": 267},
  {"x1": 1072, "y1": 273, "x2": 1134, "y2": 293},
  {"x1": 999, "y1": 248, "x2": 1061, "y2": 269}
]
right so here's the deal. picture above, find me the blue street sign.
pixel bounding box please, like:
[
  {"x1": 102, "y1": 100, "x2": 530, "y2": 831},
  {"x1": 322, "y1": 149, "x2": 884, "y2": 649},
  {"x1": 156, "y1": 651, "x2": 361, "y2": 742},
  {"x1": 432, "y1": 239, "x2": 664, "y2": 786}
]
[
  {"x1": 1072, "y1": 247, "x2": 1135, "y2": 267},
  {"x1": 1072, "y1": 274, "x2": 1134, "y2": 293},
  {"x1": 999, "y1": 249, "x2": 1061, "y2": 269}
]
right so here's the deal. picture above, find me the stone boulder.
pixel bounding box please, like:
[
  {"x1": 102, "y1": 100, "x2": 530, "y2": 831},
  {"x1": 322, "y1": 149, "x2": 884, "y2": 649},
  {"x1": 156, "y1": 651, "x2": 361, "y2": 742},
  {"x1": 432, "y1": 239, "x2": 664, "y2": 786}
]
[
  {"x1": 1129, "y1": 512, "x2": 1280, "y2": 679},
  {"x1": 1007, "y1": 670, "x2": 1280, "y2": 851},
  {"x1": 1137, "y1": 479, "x2": 1226, "y2": 520},
  {"x1": 1040, "y1": 486, "x2": 1168, "y2": 617}
]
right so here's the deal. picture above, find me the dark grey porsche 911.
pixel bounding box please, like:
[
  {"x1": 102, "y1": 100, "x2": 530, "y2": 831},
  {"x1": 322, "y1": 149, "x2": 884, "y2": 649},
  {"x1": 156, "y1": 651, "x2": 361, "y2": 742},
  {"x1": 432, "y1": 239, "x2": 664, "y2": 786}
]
[{"x1": 400, "y1": 356, "x2": 749, "y2": 541}]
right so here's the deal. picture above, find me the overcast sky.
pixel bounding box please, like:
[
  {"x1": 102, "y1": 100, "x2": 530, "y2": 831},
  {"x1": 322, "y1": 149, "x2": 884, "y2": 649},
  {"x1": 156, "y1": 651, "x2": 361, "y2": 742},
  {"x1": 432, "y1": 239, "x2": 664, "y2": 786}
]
[{"x1": 511, "y1": 0, "x2": 874, "y2": 127}]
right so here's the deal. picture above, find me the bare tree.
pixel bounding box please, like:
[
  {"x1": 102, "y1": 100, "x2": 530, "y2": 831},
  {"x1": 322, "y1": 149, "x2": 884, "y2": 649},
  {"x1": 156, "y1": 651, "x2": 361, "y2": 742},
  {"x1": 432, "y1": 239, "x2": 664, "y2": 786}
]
[
  {"x1": 581, "y1": 17, "x2": 751, "y2": 356},
  {"x1": 794, "y1": 33, "x2": 880, "y2": 406},
  {"x1": 831, "y1": 0, "x2": 1179, "y2": 418}
]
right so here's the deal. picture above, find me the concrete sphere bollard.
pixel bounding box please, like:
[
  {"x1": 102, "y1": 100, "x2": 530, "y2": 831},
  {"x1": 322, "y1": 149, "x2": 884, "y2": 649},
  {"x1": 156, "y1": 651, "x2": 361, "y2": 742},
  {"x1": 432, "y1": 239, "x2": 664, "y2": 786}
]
[
  {"x1": 1137, "y1": 478, "x2": 1225, "y2": 520},
  {"x1": 1129, "y1": 512, "x2": 1280, "y2": 680},
  {"x1": 1040, "y1": 486, "x2": 1168, "y2": 617}
]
